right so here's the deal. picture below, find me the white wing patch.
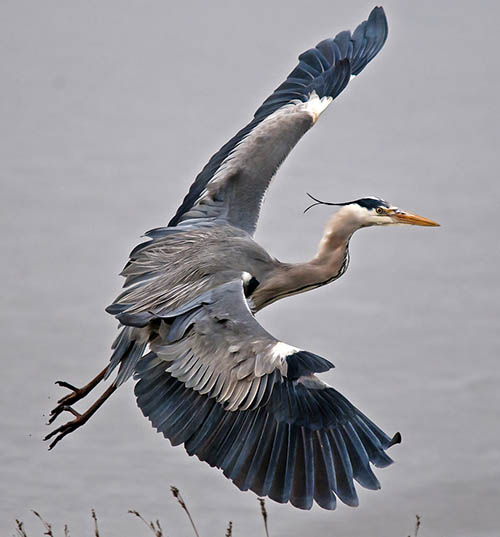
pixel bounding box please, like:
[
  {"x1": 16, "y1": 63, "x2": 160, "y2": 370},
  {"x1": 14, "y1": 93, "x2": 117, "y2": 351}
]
[
  {"x1": 271, "y1": 341, "x2": 300, "y2": 360},
  {"x1": 241, "y1": 271, "x2": 253, "y2": 284},
  {"x1": 303, "y1": 91, "x2": 333, "y2": 123}
]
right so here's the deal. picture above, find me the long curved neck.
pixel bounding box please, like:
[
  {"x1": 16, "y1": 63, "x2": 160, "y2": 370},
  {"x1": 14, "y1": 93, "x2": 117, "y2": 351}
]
[
  {"x1": 252, "y1": 209, "x2": 360, "y2": 311},
  {"x1": 313, "y1": 209, "x2": 358, "y2": 265}
]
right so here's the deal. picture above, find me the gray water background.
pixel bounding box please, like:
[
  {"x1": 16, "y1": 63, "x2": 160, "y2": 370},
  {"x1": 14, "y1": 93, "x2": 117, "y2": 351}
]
[{"x1": 1, "y1": 1, "x2": 499, "y2": 535}]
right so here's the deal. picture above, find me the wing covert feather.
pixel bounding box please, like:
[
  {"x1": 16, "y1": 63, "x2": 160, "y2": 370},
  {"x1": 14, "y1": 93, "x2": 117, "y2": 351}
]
[{"x1": 132, "y1": 277, "x2": 400, "y2": 510}]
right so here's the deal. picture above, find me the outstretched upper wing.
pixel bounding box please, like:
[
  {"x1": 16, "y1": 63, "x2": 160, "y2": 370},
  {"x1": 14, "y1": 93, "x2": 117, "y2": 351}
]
[
  {"x1": 169, "y1": 7, "x2": 388, "y2": 235},
  {"x1": 133, "y1": 278, "x2": 400, "y2": 510}
]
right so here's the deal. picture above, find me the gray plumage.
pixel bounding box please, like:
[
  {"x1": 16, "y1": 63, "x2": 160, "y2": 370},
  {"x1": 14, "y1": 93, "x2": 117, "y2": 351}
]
[{"x1": 45, "y1": 7, "x2": 442, "y2": 511}]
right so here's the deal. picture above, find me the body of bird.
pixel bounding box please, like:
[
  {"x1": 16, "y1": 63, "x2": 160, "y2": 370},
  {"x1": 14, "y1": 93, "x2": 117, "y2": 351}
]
[
  {"x1": 112, "y1": 218, "x2": 349, "y2": 318},
  {"x1": 45, "y1": 7, "x2": 439, "y2": 511}
]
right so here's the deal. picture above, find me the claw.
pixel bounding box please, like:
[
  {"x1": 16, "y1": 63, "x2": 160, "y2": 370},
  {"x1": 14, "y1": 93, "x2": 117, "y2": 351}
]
[
  {"x1": 44, "y1": 418, "x2": 82, "y2": 450},
  {"x1": 55, "y1": 385, "x2": 84, "y2": 406},
  {"x1": 47, "y1": 368, "x2": 109, "y2": 425},
  {"x1": 48, "y1": 393, "x2": 80, "y2": 425},
  {"x1": 45, "y1": 383, "x2": 117, "y2": 450},
  {"x1": 47, "y1": 412, "x2": 60, "y2": 425},
  {"x1": 47, "y1": 404, "x2": 81, "y2": 425},
  {"x1": 44, "y1": 405, "x2": 89, "y2": 449},
  {"x1": 55, "y1": 380, "x2": 79, "y2": 391}
]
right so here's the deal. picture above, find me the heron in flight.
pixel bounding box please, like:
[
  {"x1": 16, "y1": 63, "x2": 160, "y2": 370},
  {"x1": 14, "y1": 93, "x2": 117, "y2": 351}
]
[{"x1": 45, "y1": 7, "x2": 438, "y2": 510}]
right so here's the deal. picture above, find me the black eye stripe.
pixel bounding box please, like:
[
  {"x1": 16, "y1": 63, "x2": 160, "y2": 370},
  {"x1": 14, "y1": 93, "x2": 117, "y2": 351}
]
[{"x1": 353, "y1": 198, "x2": 390, "y2": 210}]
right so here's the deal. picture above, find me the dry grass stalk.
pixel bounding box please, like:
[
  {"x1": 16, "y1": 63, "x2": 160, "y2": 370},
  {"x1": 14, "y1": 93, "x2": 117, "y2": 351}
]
[
  {"x1": 128, "y1": 510, "x2": 164, "y2": 537},
  {"x1": 15, "y1": 487, "x2": 274, "y2": 537},
  {"x1": 414, "y1": 514, "x2": 421, "y2": 537},
  {"x1": 10, "y1": 502, "x2": 425, "y2": 537},
  {"x1": 408, "y1": 514, "x2": 421, "y2": 537},
  {"x1": 15, "y1": 519, "x2": 28, "y2": 537},
  {"x1": 91, "y1": 510, "x2": 100, "y2": 537},
  {"x1": 170, "y1": 486, "x2": 200, "y2": 537},
  {"x1": 258, "y1": 498, "x2": 270, "y2": 537},
  {"x1": 31, "y1": 510, "x2": 55, "y2": 537}
]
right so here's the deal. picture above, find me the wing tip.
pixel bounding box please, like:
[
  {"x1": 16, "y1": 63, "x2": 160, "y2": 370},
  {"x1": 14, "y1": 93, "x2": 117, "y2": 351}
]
[
  {"x1": 285, "y1": 350, "x2": 335, "y2": 380},
  {"x1": 387, "y1": 431, "x2": 402, "y2": 448}
]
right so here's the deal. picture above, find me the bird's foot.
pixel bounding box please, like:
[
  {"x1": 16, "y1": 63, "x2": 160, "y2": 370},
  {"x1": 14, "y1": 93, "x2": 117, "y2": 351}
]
[
  {"x1": 47, "y1": 381, "x2": 90, "y2": 425},
  {"x1": 44, "y1": 383, "x2": 117, "y2": 450},
  {"x1": 44, "y1": 406, "x2": 87, "y2": 450},
  {"x1": 47, "y1": 367, "x2": 108, "y2": 425}
]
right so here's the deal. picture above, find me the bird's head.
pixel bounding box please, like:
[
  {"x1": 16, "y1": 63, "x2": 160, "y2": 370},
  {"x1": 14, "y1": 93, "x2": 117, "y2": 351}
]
[{"x1": 305, "y1": 194, "x2": 440, "y2": 229}]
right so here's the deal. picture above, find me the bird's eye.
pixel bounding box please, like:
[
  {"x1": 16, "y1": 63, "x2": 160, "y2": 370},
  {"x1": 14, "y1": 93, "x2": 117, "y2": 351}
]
[{"x1": 376, "y1": 207, "x2": 384, "y2": 214}]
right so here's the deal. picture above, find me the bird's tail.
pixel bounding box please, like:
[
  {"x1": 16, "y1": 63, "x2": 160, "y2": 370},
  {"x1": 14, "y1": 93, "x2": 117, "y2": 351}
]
[{"x1": 104, "y1": 325, "x2": 149, "y2": 386}]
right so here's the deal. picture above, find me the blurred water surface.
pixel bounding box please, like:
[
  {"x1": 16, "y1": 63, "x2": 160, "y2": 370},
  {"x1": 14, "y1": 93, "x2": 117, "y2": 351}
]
[{"x1": 1, "y1": 1, "x2": 499, "y2": 536}]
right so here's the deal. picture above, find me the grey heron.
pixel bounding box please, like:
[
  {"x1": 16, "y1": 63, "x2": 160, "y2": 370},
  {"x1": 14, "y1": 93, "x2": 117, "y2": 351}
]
[{"x1": 45, "y1": 7, "x2": 439, "y2": 510}]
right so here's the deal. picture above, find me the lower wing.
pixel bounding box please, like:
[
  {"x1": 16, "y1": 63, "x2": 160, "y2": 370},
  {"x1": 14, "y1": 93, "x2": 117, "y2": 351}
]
[{"x1": 132, "y1": 278, "x2": 400, "y2": 509}]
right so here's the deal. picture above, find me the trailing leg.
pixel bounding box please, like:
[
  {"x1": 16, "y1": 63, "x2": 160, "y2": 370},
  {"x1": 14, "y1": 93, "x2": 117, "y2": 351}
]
[
  {"x1": 47, "y1": 366, "x2": 108, "y2": 425},
  {"x1": 44, "y1": 384, "x2": 117, "y2": 450}
]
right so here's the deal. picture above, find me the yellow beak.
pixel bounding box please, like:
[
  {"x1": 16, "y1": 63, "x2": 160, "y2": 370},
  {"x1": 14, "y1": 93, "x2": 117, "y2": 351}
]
[{"x1": 392, "y1": 210, "x2": 440, "y2": 227}]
